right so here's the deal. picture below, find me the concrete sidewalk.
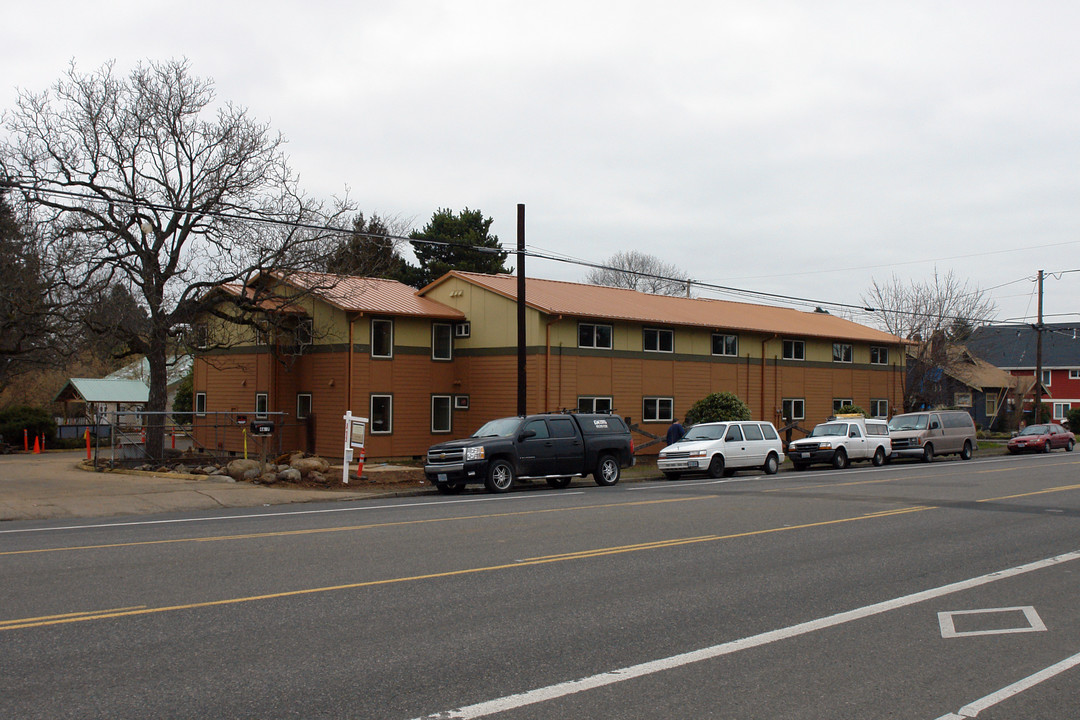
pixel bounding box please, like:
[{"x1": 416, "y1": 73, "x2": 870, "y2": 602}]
[{"x1": 0, "y1": 451, "x2": 428, "y2": 522}]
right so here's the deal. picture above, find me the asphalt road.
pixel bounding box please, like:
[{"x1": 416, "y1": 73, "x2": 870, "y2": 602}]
[{"x1": 2, "y1": 451, "x2": 1079, "y2": 719}]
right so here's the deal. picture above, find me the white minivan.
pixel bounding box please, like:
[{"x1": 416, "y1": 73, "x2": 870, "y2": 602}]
[{"x1": 658, "y1": 421, "x2": 785, "y2": 478}]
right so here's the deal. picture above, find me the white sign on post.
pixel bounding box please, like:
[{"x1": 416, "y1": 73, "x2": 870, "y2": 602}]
[{"x1": 342, "y1": 411, "x2": 369, "y2": 485}]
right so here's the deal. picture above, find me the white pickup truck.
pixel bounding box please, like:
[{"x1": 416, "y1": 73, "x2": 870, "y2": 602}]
[{"x1": 786, "y1": 415, "x2": 891, "y2": 470}]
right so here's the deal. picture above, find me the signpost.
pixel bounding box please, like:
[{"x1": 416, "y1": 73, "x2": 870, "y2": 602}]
[{"x1": 342, "y1": 411, "x2": 368, "y2": 485}]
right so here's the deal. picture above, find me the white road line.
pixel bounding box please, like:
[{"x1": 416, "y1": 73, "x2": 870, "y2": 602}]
[
  {"x1": 0, "y1": 491, "x2": 584, "y2": 535},
  {"x1": 933, "y1": 650, "x2": 1080, "y2": 719},
  {"x1": 410, "y1": 550, "x2": 1080, "y2": 720}
]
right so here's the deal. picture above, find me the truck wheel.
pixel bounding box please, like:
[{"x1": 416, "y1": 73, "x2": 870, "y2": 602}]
[
  {"x1": 762, "y1": 453, "x2": 779, "y2": 475},
  {"x1": 546, "y1": 477, "x2": 572, "y2": 489},
  {"x1": 922, "y1": 444, "x2": 934, "y2": 463},
  {"x1": 485, "y1": 460, "x2": 516, "y2": 493},
  {"x1": 960, "y1": 441, "x2": 973, "y2": 460},
  {"x1": 832, "y1": 448, "x2": 849, "y2": 469},
  {"x1": 594, "y1": 454, "x2": 621, "y2": 486},
  {"x1": 872, "y1": 447, "x2": 886, "y2": 466},
  {"x1": 707, "y1": 455, "x2": 725, "y2": 478}
]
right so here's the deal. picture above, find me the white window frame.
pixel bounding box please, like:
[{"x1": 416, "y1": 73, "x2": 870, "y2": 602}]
[
  {"x1": 1053, "y1": 402, "x2": 1069, "y2": 420},
  {"x1": 643, "y1": 328, "x2": 674, "y2": 353},
  {"x1": 296, "y1": 392, "x2": 312, "y2": 420},
  {"x1": 578, "y1": 396, "x2": 613, "y2": 414},
  {"x1": 783, "y1": 339, "x2": 805, "y2": 361},
  {"x1": 432, "y1": 322, "x2": 453, "y2": 361},
  {"x1": 255, "y1": 392, "x2": 269, "y2": 419},
  {"x1": 1070, "y1": 369, "x2": 1080, "y2": 380},
  {"x1": 711, "y1": 333, "x2": 738, "y2": 357},
  {"x1": 371, "y1": 318, "x2": 394, "y2": 359},
  {"x1": 782, "y1": 398, "x2": 805, "y2": 421},
  {"x1": 871, "y1": 399, "x2": 888, "y2": 418},
  {"x1": 1041, "y1": 369, "x2": 1052, "y2": 386},
  {"x1": 431, "y1": 395, "x2": 452, "y2": 433},
  {"x1": 578, "y1": 323, "x2": 613, "y2": 350},
  {"x1": 195, "y1": 392, "x2": 207, "y2": 417},
  {"x1": 454, "y1": 394, "x2": 470, "y2": 410},
  {"x1": 832, "y1": 343, "x2": 853, "y2": 363},
  {"x1": 370, "y1": 394, "x2": 393, "y2": 434},
  {"x1": 833, "y1": 398, "x2": 854, "y2": 413},
  {"x1": 643, "y1": 397, "x2": 674, "y2": 423}
]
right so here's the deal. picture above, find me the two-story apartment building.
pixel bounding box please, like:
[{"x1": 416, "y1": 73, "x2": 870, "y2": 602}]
[
  {"x1": 192, "y1": 270, "x2": 907, "y2": 459},
  {"x1": 967, "y1": 323, "x2": 1080, "y2": 422}
]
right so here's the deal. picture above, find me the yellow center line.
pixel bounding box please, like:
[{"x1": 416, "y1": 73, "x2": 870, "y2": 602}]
[
  {"x1": 0, "y1": 496, "x2": 706, "y2": 557},
  {"x1": 5, "y1": 481, "x2": 1079, "y2": 633}
]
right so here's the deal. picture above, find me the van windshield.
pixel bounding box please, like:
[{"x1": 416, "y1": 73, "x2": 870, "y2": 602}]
[
  {"x1": 809, "y1": 423, "x2": 846, "y2": 438},
  {"x1": 889, "y1": 415, "x2": 928, "y2": 431},
  {"x1": 682, "y1": 424, "x2": 727, "y2": 441}
]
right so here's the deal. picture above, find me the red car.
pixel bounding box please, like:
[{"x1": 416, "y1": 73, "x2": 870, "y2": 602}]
[{"x1": 1007, "y1": 423, "x2": 1076, "y2": 454}]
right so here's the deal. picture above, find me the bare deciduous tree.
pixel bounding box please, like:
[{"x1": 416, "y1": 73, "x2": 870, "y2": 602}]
[
  {"x1": 863, "y1": 270, "x2": 997, "y2": 411},
  {"x1": 0, "y1": 59, "x2": 352, "y2": 457},
  {"x1": 585, "y1": 250, "x2": 691, "y2": 297}
]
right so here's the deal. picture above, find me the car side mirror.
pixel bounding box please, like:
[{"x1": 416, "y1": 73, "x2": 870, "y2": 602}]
[{"x1": 519, "y1": 430, "x2": 536, "y2": 441}]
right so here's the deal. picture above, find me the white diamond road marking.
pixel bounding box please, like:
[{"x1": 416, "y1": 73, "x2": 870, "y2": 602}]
[{"x1": 938, "y1": 606, "x2": 1047, "y2": 639}]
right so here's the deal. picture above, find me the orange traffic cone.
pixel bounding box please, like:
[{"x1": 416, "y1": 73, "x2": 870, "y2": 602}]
[
  {"x1": 356, "y1": 448, "x2": 366, "y2": 477},
  {"x1": 33, "y1": 436, "x2": 40, "y2": 454}
]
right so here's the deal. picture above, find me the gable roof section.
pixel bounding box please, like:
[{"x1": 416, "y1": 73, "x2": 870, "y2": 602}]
[
  {"x1": 54, "y1": 378, "x2": 149, "y2": 404},
  {"x1": 283, "y1": 272, "x2": 464, "y2": 320},
  {"x1": 427, "y1": 271, "x2": 904, "y2": 344},
  {"x1": 967, "y1": 323, "x2": 1080, "y2": 369}
]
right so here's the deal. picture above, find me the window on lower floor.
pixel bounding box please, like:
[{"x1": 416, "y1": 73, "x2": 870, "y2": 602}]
[
  {"x1": 578, "y1": 397, "x2": 613, "y2": 414},
  {"x1": 370, "y1": 394, "x2": 392, "y2": 434},
  {"x1": 643, "y1": 397, "x2": 674, "y2": 423},
  {"x1": 255, "y1": 392, "x2": 268, "y2": 418},
  {"x1": 871, "y1": 399, "x2": 888, "y2": 418},
  {"x1": 1053, "y1": 403, "x2": 1069, "y2": 420},
  {"x1": 195, "y1": 392, "x2": 206, "y2": 417},
  {"x1": 985, "y1": 396, "x2": 997, "y2": 417},
  {"x1": 431, "y1": 395, "x2": 452, "y2": 433},
  {"x1": 782, "y1": 398, "x2": 805, "y2": 421},
  {"x1": 833, "y1": 398, "x2": 854, "y2": 413},
  {"x1": 954, "y1": 392, "x2": 973, "y2": 407},
  {"x1": 296, "y1": 393, "x2": 312, "y2": 420}
]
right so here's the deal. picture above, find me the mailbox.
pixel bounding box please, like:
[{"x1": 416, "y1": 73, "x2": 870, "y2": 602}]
[{"x1": 249, "y1": 419, "x2": 275, "y2": 436}]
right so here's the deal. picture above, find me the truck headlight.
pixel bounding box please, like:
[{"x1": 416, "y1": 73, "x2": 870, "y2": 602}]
[
  {"x1": 818, "y1": 443, "x2": 832, "y2": 450},
  {"x1": 465, "y1": 446, "x2": 485, "y2": 461}
]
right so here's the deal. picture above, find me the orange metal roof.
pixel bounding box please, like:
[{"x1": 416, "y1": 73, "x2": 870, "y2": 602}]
[
  {"x1": 284, "y1": 272, "x2": 465, "y2": 319},
  {"x1": 429, "y1": 271, "x2": 904, "y2": 344}
]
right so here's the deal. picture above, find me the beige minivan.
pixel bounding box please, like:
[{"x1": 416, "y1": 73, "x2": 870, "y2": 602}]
[{"x1": 888, "y1": 411, "x2": 977, "y2": 462}]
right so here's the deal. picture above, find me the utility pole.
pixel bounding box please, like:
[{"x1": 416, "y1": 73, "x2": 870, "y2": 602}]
[
  {"x1": 516, "y1": 204, "x2": 527, "y2": 416},
  {"x1": 1034, "y1": 269, "x2": 1044, "y2": 422}
]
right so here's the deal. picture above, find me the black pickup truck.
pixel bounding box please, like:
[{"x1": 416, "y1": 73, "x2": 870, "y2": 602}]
[{"x1": 424, "y1": 413, "x2": 635, "y2": 493}]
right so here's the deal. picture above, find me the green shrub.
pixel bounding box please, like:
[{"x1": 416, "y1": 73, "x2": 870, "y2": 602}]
[
  {"x1": 1066, "y1": 407, "x2": 1080, "y2": 432},
  {"x1": 0, "y1": 405, "x2": 56, "y2": 443},
  {"x1": 685, "y1": 392, "x2": 752, "y2": 425},
  {"x1": 834, "y1": 404, "x2": 867, "y2": 417}
]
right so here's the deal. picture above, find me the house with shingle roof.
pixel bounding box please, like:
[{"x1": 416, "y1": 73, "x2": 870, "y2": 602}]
[
  {"x1": 193, "y1": 271, "x2": 907, "y2": 459},
  {"x1": 966, "y1": 323, "x2": 1080, "y2": 423}
]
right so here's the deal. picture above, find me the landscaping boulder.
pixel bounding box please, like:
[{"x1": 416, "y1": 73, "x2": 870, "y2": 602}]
[
  {"x1": 291, "y1": 456, "x2": 330, "y2": 476},
  {"x1": 226, "y1": 459, "x2": 261, "y2": 480},
  {"x1": 278, "y1": 468, "x2": 302, "y2": 483}
]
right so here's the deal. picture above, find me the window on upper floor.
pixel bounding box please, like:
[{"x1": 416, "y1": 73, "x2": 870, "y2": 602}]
[
  {"x1": 1041, "y1": 370, "x2": 1052, "y2": 386},
  {"x1": 783, "y1": 340, "x2": 805, "y2": 361},
  {"x1": 432, "y1": 322, "x2": 452, "y2": 361},
  {"x1": 870, "y1": 346, "x2": 889, "y2": 365},
  {"x1": 579, "y1": 323, "x2": 613, "y2": 350},
  {"x1": 644, "y1": 328, "x2": 674, "y2": 353},
  {"x1": 195, "y1": 392, "x2": 206, "y2": 417},
  {"x1": 371, "y1": 319, "x2": 393, "y2": 358},
  {"x1": 833, "y1": 343, "x2": 853, "y2": 363},
  {"x1": 255, "y1": 392, "x2": 268, "y2": 419},
  {"x1": 712, "y1": 333, "x2": 738, "y2": 357}
]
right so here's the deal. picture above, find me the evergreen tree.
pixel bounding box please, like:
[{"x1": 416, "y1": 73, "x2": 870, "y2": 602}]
[{"x1": 406, "y1": 208, "x2": 510, "y2": 288}]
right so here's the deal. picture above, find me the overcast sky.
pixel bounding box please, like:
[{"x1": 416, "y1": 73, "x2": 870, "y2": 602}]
[{"x1": 3, "y1": 1, "x2": 1078, "y2": 327}]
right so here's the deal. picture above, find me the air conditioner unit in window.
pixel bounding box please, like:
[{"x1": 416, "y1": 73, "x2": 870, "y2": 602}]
[{"x1": 454, "y1": 322, "x2": 471, "y2": 338}]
